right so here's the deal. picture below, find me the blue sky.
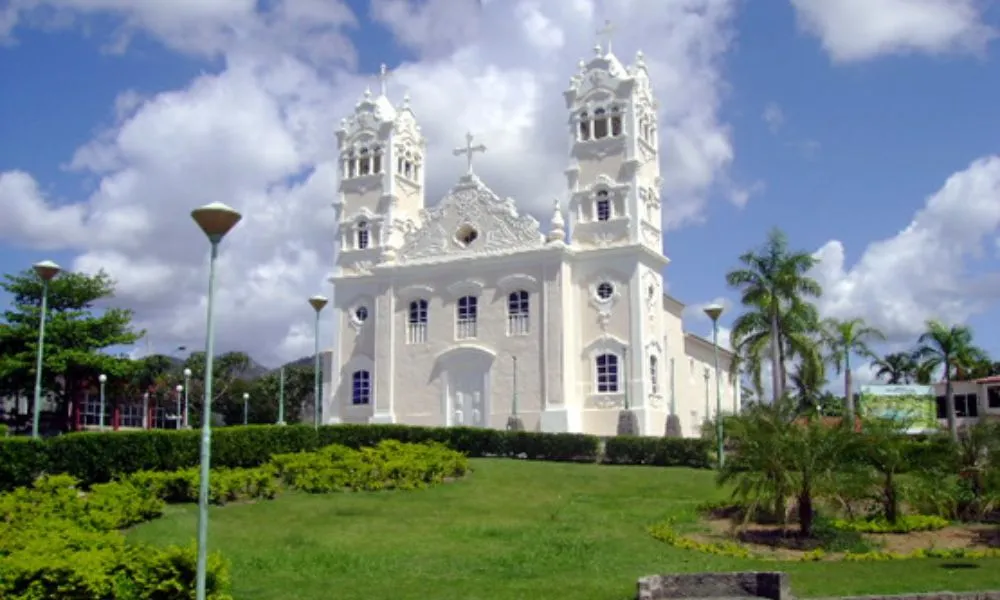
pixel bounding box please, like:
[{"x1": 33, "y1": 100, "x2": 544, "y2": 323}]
[{"x1": 0, "y1": 0, "x2": 998, "y2": 373}]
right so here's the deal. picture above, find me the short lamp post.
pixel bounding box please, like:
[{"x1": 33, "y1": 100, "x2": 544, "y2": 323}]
[
  {"x1": 183, "y1": 368, "x2": 192, "y2": 428},
  {"x1": 308, "y1": 295, "x2": 328, "y2": 429},
  {"x1": 98, "y1": 374, "x2": 107, "y2": 431},
  {"x1": 31, "y1": 260, "x2": 61, "y2": 439},
  {"x1": 190, "y1": 201, "x2": 242, "y2": 600},
  {"x1": 243, "y1": 392, "x2": 249, "y2": 425},
  {"x1": 277, "y1": 367, "x2": 286, "y2": 425},
  {"x1": 175, "y1": 385, "x2": 184, "y2": 430},
  {"x1": 703, "y1": 303, "x2": 725, "y2": 468}
]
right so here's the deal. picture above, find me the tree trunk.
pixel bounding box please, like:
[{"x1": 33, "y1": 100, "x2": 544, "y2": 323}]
[
  {"x1": 844, "y1": 353, "x2": 854, "y2": 427},
  {"x1": 884, "y1": 472, "x2": 898, "y2": 524},
  {"x1": 770, "y1": 307, "x2": 782, "y2": 403},
  {"x1": 946, "y1": 370, "x2": 958, "y2": 441},
  {"x1": 797, "y1": 489, "x2": 814, "y2": 537}
]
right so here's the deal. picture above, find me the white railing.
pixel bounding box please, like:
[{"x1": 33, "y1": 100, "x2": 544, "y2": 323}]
[
  {"x1": 407, "y1": 322, "x2": 427, "y2": 344},
  {"x1": 507, "y1": 314, "x2": 530, "y2": 336},
  {"x1": 456, "y1": 319, "x2": 477, "y2": 340}
]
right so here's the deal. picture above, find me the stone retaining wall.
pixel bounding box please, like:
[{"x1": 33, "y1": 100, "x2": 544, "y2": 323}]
[{"x1": 636, "y1": 572, "x2": 1000, "y2": 600}]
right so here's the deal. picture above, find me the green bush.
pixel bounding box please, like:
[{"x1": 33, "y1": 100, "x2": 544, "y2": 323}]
[
  {"x1": 0, "y1": 474, "x2": 232, "y2": 599},
  {"x1": 830, "y1": 515, "x2": 950, "y2": 534},
  {"x1": 121, "y1": 466, "x2": 280, "y2": 505},
  {"x1": 603, "y1": 435, "x2": 712, "y2": 468},
  {"x1": 1, "y1": 423, "x2": 707, "y2": 491},
  {"x1": 269, "y1": 440, "x2": 469, "y2": 493}
]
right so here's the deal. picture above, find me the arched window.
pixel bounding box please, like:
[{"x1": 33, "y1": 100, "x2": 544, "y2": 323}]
[
  {"x1": 578, "y1": 110, "x2": 591, "y2": 141},
  {"x1": 356, "y1": 220, "x2": 370, "y2": 249},
  {"x1": 595, "y1": 190, "x2": 611, "y2": 221},
  {"x1": 345, "y1": 150, "x2": 357, "y2": 178},
  {"x1": 595, "y1": 353, "x2": 620, "y2": 393},
  {"x1": 506, "y1": 290, "x2": 530, "y2": 336},
  {"x1": 610, "y1": 106, "x2": 622, "y2": 137},
  {"x1": 650, "y1": 355, "x2": 659, "y2": 394},
  {"x1": 593, "y1": 108, "x2": 608, "y2": 139},
  {"x1": 407, "y1": 299, "x2": 428, "y2": 344},
  {"x1": 456, "y1": 295, "x2": 478, "y2": 340},
  {"x1": 358, "y1": 147, "x2": 371, "y2": 176},
  {"x1": 352, "y1": 370, "x2": 371, "y2": 405},
  {"x1": 372, "y1": 145, "x2": 383, "y2": 174}
]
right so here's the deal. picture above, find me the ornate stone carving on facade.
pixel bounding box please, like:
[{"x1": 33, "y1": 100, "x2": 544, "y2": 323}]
[{"x1": 396, "y1": 175, "x2": 544, "y2": 264}]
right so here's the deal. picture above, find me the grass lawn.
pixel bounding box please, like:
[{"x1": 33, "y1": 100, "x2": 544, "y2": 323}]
[{"x1": 128, "y1": 459, "x2": 1000, "y2": 600}]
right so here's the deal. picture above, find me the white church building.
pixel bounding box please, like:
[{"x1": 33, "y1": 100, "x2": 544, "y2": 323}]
[{"x1": 321, "y1": 37, "x2": 739, "y2": 438}]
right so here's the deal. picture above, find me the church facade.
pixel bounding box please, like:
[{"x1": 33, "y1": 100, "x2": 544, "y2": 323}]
[{"x1": 321, "y1": 40, "x2": 739, "y2": 438}]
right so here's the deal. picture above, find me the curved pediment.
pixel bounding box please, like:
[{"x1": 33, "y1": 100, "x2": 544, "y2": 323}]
[{"x1": 396, "y1": 174, "x2": 544, "y2": 265}]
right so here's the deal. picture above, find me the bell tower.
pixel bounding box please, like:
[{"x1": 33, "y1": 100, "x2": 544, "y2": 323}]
[
  {"x1": 562, "y1": 22, "x2": 662, "y2": 255},
  {"x1": 334, "y1": 65, "x2": 427, "y2": 274}
]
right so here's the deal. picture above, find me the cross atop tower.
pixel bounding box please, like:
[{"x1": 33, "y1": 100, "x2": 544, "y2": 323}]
[
  {"x1": 597, "y1": 19, "x2": 616, "y2": 54},
  {"x1": 453, "y1": 132, "x2": 487, "y2": 175},
  {"x1": 377, "y1": 63, "x2": 391, "y2": 97}
]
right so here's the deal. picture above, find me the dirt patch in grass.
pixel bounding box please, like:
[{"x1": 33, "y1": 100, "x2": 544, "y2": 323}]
[{"x1": 688, "y1": 517, "x2": 1000, "y2": 560}]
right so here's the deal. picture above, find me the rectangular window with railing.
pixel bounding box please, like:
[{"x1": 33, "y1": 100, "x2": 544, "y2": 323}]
[
  {"x1": 407, "y1": 299, "x2": 428, "y2": 344},
  {"x1": 120, "y1": 403, "x2": 144, "y2": 428},
  {"x1": 81, "y1": 395, "x2": 110, "y2": 427},
  {"x1": 506, "y1": 290, "x2": 530, "y2": 336},
  {"x1": 456, "y1": 295, "x2": 478, "y2": 340}
]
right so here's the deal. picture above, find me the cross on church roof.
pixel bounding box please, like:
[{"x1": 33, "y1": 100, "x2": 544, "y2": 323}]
[
  {"x1": 377, "y1": 63, "x2": 391, "y2": 97},
  {"x1": 453, "y1": 132, "x2": 487, "y2": 176},
  {"x1": 597, "y1": 19, "x2": 616, "y2": 54}
]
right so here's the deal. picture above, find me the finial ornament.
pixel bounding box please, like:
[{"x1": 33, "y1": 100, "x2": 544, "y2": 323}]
[
  {"x1": 597, "y1": 19, "x2": 617, "y2": 54},
  {"x1": 377, "y1": 63, "x2": 391, "y2": 97},
  {"x1": 452, "y1": 132, "x2": 487, "y2": 176}
]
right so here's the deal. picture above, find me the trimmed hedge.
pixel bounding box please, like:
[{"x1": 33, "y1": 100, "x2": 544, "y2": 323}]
[
  {"x1": 604, "y1": 435, "x2": 713, "y2": 468},
  {"x1": 0, "y1": 423, "x2": 710, "y2": 490}
]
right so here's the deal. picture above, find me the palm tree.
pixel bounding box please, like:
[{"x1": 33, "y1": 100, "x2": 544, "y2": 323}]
[
  {"x1": 872, "y1": 352, "x2": 918, "y2": 384},
  {"x1": 821, "y1": 317, "x2": 885, "y2": 424},
  {"x1": 789, "y1": 356, "x2": 827, "y2": 415},
  {"x1": 727, "y1": 228, "x2": 822, "y2": 402},
  {"x1": 914, "y1": 320, "x2": 988, "y2": 440}
]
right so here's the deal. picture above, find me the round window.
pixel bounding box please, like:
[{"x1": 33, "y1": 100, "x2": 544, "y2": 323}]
[
  {"x1": 353, "y1": 306, "x2": 369, "y2": 323},
  {"x1": 456, "y1": 224, "x2": 479, "y2": 247},
  {"x1": 596, "y1": 282, "x2": 615, "y2": 301}
]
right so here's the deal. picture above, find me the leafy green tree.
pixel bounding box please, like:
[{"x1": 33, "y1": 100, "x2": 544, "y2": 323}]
[
  {"x1": 821, "y1": 317, "x2": 885, "y2": 424},
  {"x1": 789, "y1": 355, "x2": 827, "y2": 414},
  {"x1": 914, "y1": 320, "x2": 988, "y2": 439},
  {"x1": 872, "y1": 352, "x2": 919, "y2": 385},
  {"x1": 856, "y1": 417, "x2": 916, "y2": 524},
  {"x1": 726, "y1": 228, "x2": 823, "y2": 402},
  {"x1": 181, "y1": 351, "x2": 253, "y2": 426},
  {"x1": 0, "y1": 269, "x2": 141, "y2": 430},
  {"x1": 245, "y1": 365, "x2": 314, "y2": 424}
]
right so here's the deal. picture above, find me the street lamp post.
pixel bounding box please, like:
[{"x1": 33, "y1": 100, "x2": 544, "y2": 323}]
[
  {"x1": 703, "y1": 303, "x2": 725, "y2": 468},
  {"x1": 98, "y1": 374, "x2": 107, "y2": 431},
  {"x1": 308, "y1": 295, "x2": 328, "y2": 429},
  {"x1": 190, "y1": 201, "x2": 242, "y2": 600},
  {"x1": 183, "y1": 368, "x2": 192, "y2": 428},
  {"x1": 175, "y1": 385, "x2": 184, "y2": 430},
  {"x1": 31, "y1": 260, "x2": 61, "y2": 439},
  {"x1": 277, "y1": 367, "x2": 286, "y2": 425},
  {"x1": 243, "y1": 392, "x2": 249, "y2": 425},
  {"x1": 142, "y1": 392, "x2": 149, "y2": 430}
]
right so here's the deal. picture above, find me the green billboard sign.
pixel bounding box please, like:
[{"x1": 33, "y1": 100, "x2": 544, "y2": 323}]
[{"x1": 859, "y1": 384, "x2": 939, "y2": 433}]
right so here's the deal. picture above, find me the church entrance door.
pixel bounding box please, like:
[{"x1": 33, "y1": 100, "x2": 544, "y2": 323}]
[{"x1": 450, "y1": 366, "x2": 489, "y2": 428}]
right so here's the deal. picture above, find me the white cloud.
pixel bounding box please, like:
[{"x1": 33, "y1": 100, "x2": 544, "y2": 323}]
[
  {"x1": 0, "y1": 0, "x2": 740, "y2": 365},
  {"x1": 790, "y1": 0, "x2": 996, "y2": 63},
  {"x1": 812, "y1": 155, "x2": 1000, "y2": 343},
  {"x1": 762, "y1": 101, "x2": 784, "y2": 133}
]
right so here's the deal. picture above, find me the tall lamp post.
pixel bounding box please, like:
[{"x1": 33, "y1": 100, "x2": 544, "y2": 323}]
[
  {"x1": 703, "y1": 303, "x2": 725, "y2": 468},
  {"x1": 308, "y1": 295, "x2": 328, "y2": 429},
  {"x1": 190, "y1": 201, "x2": 242, "y2": 600},
  {"x1": 183, "y1": 368, "x2": 192, "y2": 428},
  {"x1": 175, "y1": 385, "x2": 184, "y2": 430},
  {"x1": 242, "y1": 392, "x2": 249, "y2": 425},
  {"x1": 31, "y1": 260, "x2": 61, "y2": 439},
  {"x1": 98, "y1": 374, "x2": 107, "y2": 431},
  {"x1": 277, "y1": 367, "x2": 286, "y2": 425}
]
